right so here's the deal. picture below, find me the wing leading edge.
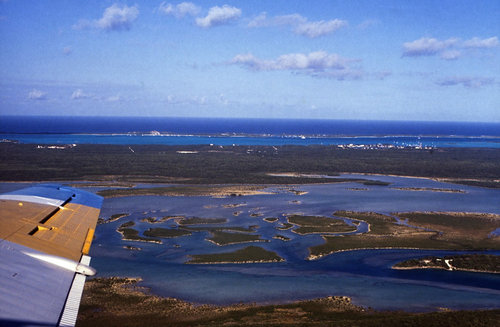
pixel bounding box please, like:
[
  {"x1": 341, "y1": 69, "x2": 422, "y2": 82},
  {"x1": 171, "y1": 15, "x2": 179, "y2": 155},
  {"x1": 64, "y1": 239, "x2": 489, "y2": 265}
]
[{"x1": 0, "y1": 184, "x2": 103, "y2": 327}]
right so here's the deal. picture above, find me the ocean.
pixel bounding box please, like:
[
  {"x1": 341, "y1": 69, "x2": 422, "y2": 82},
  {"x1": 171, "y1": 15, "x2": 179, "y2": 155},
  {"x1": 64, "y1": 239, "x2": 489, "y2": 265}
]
[{"x1": 1, "y1": 116, "x2": 500, "y2": 147}]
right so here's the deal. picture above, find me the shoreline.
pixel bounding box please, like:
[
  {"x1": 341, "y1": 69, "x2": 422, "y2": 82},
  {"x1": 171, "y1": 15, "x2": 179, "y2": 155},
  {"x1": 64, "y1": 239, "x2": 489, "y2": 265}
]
[{"x1": 77, "y1": 277, "x2": 500, "y2": 327}]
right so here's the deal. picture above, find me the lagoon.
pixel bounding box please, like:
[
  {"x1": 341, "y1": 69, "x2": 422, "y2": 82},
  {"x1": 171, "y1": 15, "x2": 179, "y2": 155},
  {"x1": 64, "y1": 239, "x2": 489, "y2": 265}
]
[{"x1": 75, "y1": 174, "x2": 500, "y2": 311}]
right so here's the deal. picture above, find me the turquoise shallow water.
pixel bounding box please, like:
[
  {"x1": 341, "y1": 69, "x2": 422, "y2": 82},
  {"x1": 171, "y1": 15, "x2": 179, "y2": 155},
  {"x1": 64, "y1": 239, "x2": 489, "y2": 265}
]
[
  {"x1": 2, "y1": 116, "x2": 500, "y2": 147},
  {"x1": 3, "y1": 133, "x2": 500, "y2": 148}
]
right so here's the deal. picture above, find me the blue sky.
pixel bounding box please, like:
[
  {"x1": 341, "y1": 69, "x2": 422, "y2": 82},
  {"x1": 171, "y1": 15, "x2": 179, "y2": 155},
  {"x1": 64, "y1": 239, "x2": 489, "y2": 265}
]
[{"x1": 0, "y1": 0, "x2": 499, "y2": 121}]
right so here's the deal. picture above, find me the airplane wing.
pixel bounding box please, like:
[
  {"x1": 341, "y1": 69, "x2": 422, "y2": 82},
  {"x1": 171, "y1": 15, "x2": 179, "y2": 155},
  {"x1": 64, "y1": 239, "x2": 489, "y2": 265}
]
[{"x1": 0, "y1": 184, "x2": 103, "y2": 327}]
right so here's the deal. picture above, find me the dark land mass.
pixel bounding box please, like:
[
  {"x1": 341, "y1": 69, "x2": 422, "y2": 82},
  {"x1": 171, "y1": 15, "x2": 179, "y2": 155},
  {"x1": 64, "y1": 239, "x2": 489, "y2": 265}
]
[
  {"x1": 187, "y1": 245, "x2": 282, "y2": 263},
  {"x1": 143, "y1": 228, "x2": 192, "y2": 239},
  {"x1": 394, "y1": 254, "x2": 500, "y2": 273},
  {"x1": 308, "y1": 211, "x2": 500, "y2": 259},
  {"x1": 76, "y1": 277, "x2": 500, "y2": 327},
  {"x1": 1, "y1": 143, "x2": 500, "y2": 187}
]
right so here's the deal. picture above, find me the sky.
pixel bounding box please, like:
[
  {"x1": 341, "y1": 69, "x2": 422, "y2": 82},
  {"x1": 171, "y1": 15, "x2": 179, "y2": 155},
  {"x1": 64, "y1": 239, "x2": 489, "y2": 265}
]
[{"x1": 0, "y1": 0, "x2": 499, "y2": 121}]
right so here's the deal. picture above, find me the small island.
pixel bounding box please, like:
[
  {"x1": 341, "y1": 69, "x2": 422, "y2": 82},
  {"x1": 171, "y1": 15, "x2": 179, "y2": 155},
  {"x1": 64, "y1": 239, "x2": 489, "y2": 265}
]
[
  {"x1": 187, "y1": 246, "x2": 284, "y2": 264},
  {"x1": 288, "y1": 215, "x2": 356, "y2": 235},
  {"x1": 117, "y1": 221, "x2": 162, "y2": 244},
  {"x1": 393, "y1": 254, "x2": 500, "y2": 273},
  {"x1": 143, "y1": 228, "x2": 192, "y2": 238},
  {"x1": 273, "y1": 234, "x2": 291, "y2": 241},
  {"x1": 179, "y1": 217, "x2": 228, "y2": 225},
  {"x1": 98, "y1": 212, "x2": 130, "y2": 224},
  {"x1": 207, "y1": 231, "x2": 268, "y2": 246}
]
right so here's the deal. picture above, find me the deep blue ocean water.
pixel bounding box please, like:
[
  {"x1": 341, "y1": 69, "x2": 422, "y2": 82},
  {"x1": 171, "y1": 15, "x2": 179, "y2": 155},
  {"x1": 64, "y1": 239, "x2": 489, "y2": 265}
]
[{"x1": 1, "y1": 116, "x2": 500, "y2": 147}]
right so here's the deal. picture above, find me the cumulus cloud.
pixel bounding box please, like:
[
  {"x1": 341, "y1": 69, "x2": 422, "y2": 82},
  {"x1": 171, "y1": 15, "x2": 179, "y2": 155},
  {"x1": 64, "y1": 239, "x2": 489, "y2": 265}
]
[
  {"x1": 462, "y1": 36, "x2": 499, "y2": 49},
  {"x1": 71, "y1": 89, "x2": 91, "y2": 100},
  {"x1": 230, "y1": 51, "x2": 363, "y2": 80},
  {"x1": 158, "y1": 2, "x2": 200, "y2": 18},
  {"x1": 294, "y1": 19, "x2": 347, "y2": 38},
  {"x1": 195, "y1": 5, "x2": 241, "y2": 28},
  {"x1": 248, "y1": 13, "x2": 305, "y2": 28},
  {"x1": 403, "y1": 36, "x2": 498, "y2": 59},
  {"x1": 436, "y1": 76, "x2": 495, "y2": 88},
  {"x1": 402, "y1": 37, "x2": 458, "y2": 57},
  {"x1": 248, "y1": 12, "x2": 347, "y2": 38},
  {"x1": 73, "y1": 4, "x2": 139, "y2": 31}
]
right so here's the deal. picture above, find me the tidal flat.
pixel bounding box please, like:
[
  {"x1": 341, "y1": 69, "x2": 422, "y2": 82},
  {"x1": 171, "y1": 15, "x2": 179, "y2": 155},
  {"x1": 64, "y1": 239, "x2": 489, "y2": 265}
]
[{"x1": 77, "y1": 173, "x2": 500, "y2": 314}]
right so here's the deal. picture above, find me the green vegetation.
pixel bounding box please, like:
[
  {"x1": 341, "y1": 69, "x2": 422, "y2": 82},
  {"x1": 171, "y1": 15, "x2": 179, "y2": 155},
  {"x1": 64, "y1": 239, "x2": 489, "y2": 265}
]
[
  {"x1": 2, "y1": 144, "x2": 500, "y2": 188},
  {"x1": 98, "y1": 212, "x2": 129, "y2": 224},
  {"x1": 334, "y1": 211, "x2": 413, "y2": 234},
  {"x1": 288, "y1": 215, "x2": 356, "y2": 235},
  {"x1": 78, "y1": 277, "x2": 500, "y2": 327},
  {"x1": 118, "y1": 221, "x2": 135, "y2": 229},
  {"x1": 309, "y1": 211, "x2": 500, "y2": 259},
  {"x1": 185, "y1": 226, "x2": 256, "y2": 233},
  {"x1": 187, "y1": 246, "x2": 283, "y2": 264},
  {"x1": 143, "y1": 228, "x2": 191, "y2": 238},
  {"x1": 362, "y1": 180, "x2": 391, "y2": 186},
  {"x1": 110, "y1": 213, "x2": 129, "y2": 220},
  {"x1": 394, "y1": 254, "x2": 500, "y2": 273},
  {"x1": 97, "y1": 185, "x2": 268, "y2": 198},
  {"x1": 179, "y1": 217, "x2": 227, "y2": 225},
  {"x1": 207, "y1": 231, "x2": 267, "y2": 246},
  {"x1": 117, "y1": 221, "x2": 161, "y2": 244},
  {"x1": 264, "y1": 217, "x2": 279, "y2": 223},
  {"x1": 395, "y1": 212, "x2": 500, "y2": 249}
]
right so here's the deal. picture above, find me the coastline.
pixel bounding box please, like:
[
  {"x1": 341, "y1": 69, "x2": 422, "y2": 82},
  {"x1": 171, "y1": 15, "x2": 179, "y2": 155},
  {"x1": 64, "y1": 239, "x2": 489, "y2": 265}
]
[{"x1": 77, "y1": 277, "x2": 500, "y2": 327}]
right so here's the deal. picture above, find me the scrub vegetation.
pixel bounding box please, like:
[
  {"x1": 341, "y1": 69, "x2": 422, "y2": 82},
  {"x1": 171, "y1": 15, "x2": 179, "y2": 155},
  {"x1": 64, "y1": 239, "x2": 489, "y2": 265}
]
[
  {"x1": 287, "y1": 215, "x2": 356, "y2": 235},
  {"x1": 117, "y1": 221, "x2": 162, "y2": 244},
  {"x1": 308, "y1": 211, "x2": 500, "y2": 259},
  {"x1": 187, "y1": 246, "x2": 283, "y2": 264},
  {"x1": 394, "y1": 254, "x2": 500, "y2": 273},
  {"x1": 143, "y1": 228, "x2": 191, "y2": 238},
  {"x1": 207, "y1": 231, "x2": 267, "y2": 246},
  {"x1": 77, "y1": 277, "x2": 500, "y2": 327},
  {"x1": 2, "y1": 144, "x2": 500, "y2": 188}
]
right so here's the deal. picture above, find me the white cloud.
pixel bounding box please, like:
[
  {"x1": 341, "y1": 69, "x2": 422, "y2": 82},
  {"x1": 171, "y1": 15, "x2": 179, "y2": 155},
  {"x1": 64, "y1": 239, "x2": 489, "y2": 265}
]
[
  {"x1": 462, "y1": 36, "x2": 499, "y2": 49},
  {"x1": 106, "y1": 95, "x2": 122, "y2": 102},
  {"x1": 97, "y1": 4, "x2": 139, "y2": 31},
  {"x1": 231, "y1": 51, "x2": 364, "y2": 80},
  {"x1": 158, "y1": 2, "x2": 200, "y2": 18},
  {"x1": 28, "y1": 89, "x2": 47, "y2": 100},
  {"x1": 232, "y1": 51, "x2": 348, "y2": 71},
  {"x1": 294, "y1": 19, "x2": 347, "y2": 38},
  {"x1": 248, "y1": 12, "x2": 347, "y2": 38},
  {"x1": 74, "y1": 4, "x2": 139, "y2": 31},
  {"x1": 402, "y1": 37, "x2": 458, "y2": 57},
  {"x1": 71, "y1": 89, "x2": 91, "y2": 100},
  {"x1": 440, "y1": 50, "x2": 461, "y2": 60},
  {"x1": 403, "y1": 36, "x2": 498, "y2": 59},
  {"x1": 436, "y1": 76, "x2": 495, "y2": 88},
  {"x1": 195, "y1": 5, "x2": 241, "y2": 28}
]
